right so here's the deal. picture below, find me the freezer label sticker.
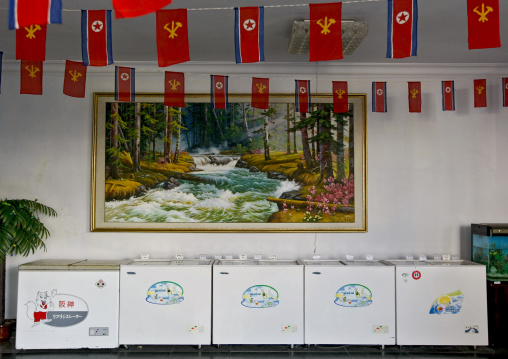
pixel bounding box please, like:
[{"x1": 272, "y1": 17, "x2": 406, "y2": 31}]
[
  {"x1": 146, "y1": 281, "x2": 184, "y2": 305},
  {"x1": 429, "y1": 289, "x2": 463, "y2": 315},
  {"x1": 465, "y1": 325, "x2": 479, "y2": 334},
  {"x1": 412, "y1": 271, "x2": 421, "y2": 280},
  {"x1": 25, "y1": 290, "x2": 89, "y2": 327},
  {"x1": 334, "y1": 284, "x2": 372, "y2": 307},
  {"x1": 241, "y1": 285, "x2": 279, "y2": 308}
]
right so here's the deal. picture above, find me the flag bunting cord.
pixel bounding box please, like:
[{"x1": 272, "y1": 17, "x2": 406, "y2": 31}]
[{"x1": 0, "y1": 0, "x2": 386, "y2": 12}]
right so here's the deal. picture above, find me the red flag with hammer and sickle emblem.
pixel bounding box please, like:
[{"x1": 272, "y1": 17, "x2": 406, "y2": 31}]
[
  {"x1": 63, "y1": 61, "x2": 87, "y2": 98},
  {"x1": 165, "y1": 72, "x2": 185, "y2": 107},
  {"x1": 252, "y1": 77, "x2": 269, "y2": 109},
  {"x1": 16, "y1": 24, "x2": 47, "y2": 61},
  {"x1": 332, "y1": 81, "x2": 348, "y2": 113},
  {"x1": 408, "y1": 82, "x2": 421, "y2": 113},
  {"x1": 309, "y1": 3, "x2": 343, "y2": 62},
  {"x1": 467, "y1": 0, "x2": 500, "y2": 49},
  {"x1": 474, "y1": 79, "x2": 487, "y2": 108},
  {"x1": 20, "y1": 60, "x2": 43, "y2": 95},
  {"x1": 156, "y1": 9, "x2": 190, "y2": 67}
]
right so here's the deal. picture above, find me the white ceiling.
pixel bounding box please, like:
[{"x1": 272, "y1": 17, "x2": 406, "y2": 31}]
[{"x1": 1, "y1": 0, "x2": 507, "y2": 64}]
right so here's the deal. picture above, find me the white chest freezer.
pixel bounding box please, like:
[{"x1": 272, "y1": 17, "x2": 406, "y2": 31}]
[
  {"x1": 119, "y1": 259, "x2": 213, "y2": 345},
  {"x1": 16, "y1": 259, "x2": 128, "y2": 349},
  {"x1": 387, "y1": 260, "x2": 488, "y2": 346},
  {"x1": 212, "y1": 259, "x2": 304, "y2": 345},
  {"x1": 304, "y1": 260, "x2": 396, "y2": 345}
]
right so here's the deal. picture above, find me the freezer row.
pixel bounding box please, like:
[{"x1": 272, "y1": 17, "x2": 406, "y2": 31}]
[{"x1": 15, "y1": 259, "x2": 488, "y2": 349}]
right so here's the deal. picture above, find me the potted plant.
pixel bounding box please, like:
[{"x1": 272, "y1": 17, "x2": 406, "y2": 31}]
[{"x1": 0, "y1": 199, "x2": 57, "y2": 341}]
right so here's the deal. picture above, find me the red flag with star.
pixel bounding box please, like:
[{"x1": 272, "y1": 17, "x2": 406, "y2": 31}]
[
  {"x1": 252, "y1": 77, "x2": 269, "y2": 109},
  {"x1": 115, "y1": 66, "x2": 135, "y2": 102},
  {"x1": 20, "y1": 60, "x2": 43, "y2": 95},
  {"x1": 113, "y1": 0, "x2": 172, "y2": 19},
  {"x1": 408, "y1": 82, "x2": 421, "y2": 113},
  {"x1": 372, "y1": 82, "x2": 387, "y2": 113},
  {"x1": 211, "y1": 75, "x2": 228, "y2": 110},
  {"x1": 309, "y1": 3, "x2": 343, "y2": 62},
  {"x1": 63, "y1": 61, "x2": 87, "y2": 98},
  {"x1": 332, "y1": 81, "x2": 348, "y2": 113},
  {"x1": 165, "y1": 72, "x2": 185, "y2": 107},
  {"x1": 467, "y1": 0, "x2": 500, "y2": 49},
  {"x1": 474, "y1": 79, "x2": 487, "y2": 108},
  {"x1": 156, "y1": 9, "x2": 190, "y2": 67},
  {"x1": 295, "y1": 80, "x2": 311, "y2": 113},
  {"x1": 16, "y1": 24, "x2": 47, "y2": 61},
  {"x1": 442, "y1": 81, "x2": 455, "y2": 111}
]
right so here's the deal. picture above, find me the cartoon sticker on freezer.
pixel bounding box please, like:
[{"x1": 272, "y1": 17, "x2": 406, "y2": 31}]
[
  {"x1": 146, "y1": 281, "x2": 184, "y2": 305},
  {"x1": 429, "y1": 289, "x2": 463, "y2": 315},
  {"x1": 334, "y1": 284, "x2": 373, "y2": 307},
  {"x1": 25, "y1": 290, "x2": 89, "y2": 327},
  {"x1": 241, "y1": 285, "x2": 279, "y2": 308}
]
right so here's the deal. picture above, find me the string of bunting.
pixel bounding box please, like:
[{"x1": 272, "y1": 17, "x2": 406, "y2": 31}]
[{"x1": 3, "y1": 0, "x2": 506, "y2": 113}]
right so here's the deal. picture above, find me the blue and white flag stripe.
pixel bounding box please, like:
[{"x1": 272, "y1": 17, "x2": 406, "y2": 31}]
[{"x1": 9, "y1": 0, "x2": 62, "y2": 30}]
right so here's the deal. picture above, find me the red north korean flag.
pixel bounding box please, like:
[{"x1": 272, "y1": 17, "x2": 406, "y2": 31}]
[
  {"x1": 234, "y1": 7, "x2": 264, "y2": 63},
  {"x1": 81, "y1": 10, "x2": 113, "y2": 66},
  {"x1": 372, "y1": 82, "x2": 387, "y2": 113},
  {"x1": 467, "y1": 0, "x2": 500, "y2": 49},
  {"x1": 408, "y1": 82, "x2": 421, "y2": 113},
  {"x1": 115, "y1": 66, "x2": 135, "y2": 102},
  {"x1": 165, "y1": 72, "x2": 185, "y2": 107},
  {"x1": 502, "y1": 78, "x2": 508, "y2": 107},
  {"x1": 309, "y1": 3, "x2": 343, "y2": 62},
  {"x1": 63, "y1": 61, "x2": 87, "y2": 98},
  {"x1": 442, "y1": 81, "x2": 455, "y2": 111},
  {"x1": 332, "y1": 81, "x2": 348, "y2": 113},
  {"x1": 113, "y1": 0, "x2": 172, "y2": 19},
  {"x1": 295, "y1": 80, "x2": 311, "y2": 113},
  {"x1": 156, "y1": 9, "x2": 190, "y2": 67},
  {"x1": 20, "y1": 60, "x2": 43, "y2": 95},
  {"x1": 252, "y1": 77, "x2": 269, "y2": 109},
  {"x1": 474, "y1": 79, "x2": 487, "y2": 108},
  {"x1": 211, "y1": 75, "x2": 228, "y2": 110},
  {"x1": 16, "y1": 24, "x2": 47, "y2": 61}
]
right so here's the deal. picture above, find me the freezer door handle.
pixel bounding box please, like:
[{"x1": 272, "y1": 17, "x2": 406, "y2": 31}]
[
  {"x1": 127, "y1": 272, "x2": 136, "y2": 275},
  {"x1": 312, "y1": 272, "x2": 321, "y2": 275},
  {"x1": 219, "y1": 272, "x2": 229, "y2": 275}
]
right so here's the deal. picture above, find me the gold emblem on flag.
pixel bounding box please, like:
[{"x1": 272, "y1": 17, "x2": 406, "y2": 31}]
[
  {"x1": 410, "y1": 88, "x2": 419, "y2": 98},
  {"x1": 164, "y1": 21, "x2": 183, "y2": 39},
  {"x1": 474, "y1": 4, "x2": 493, "y2": 22},
  {"x1": 476, "y1": 85, "x2": 485, "y2": 95},
  {"x1": 24, "y1": 24, "x2": 41, "y2": 39},
  {"x1": 256, "y1": 83, "x2": 266, "y2": 94},
  {"x1": 335, "y1": 89, "x2": 345, "y2": 99},
  {"x1": 69, "y1": 70, "x2": 82, "y2": 83},
  {"x1": 168, "y1": 79, "x2": 180, "y2": 91},
  {"x1": 25, "y1": 65, "x2": 40, "y2": 78},
  {"x1": 317, "y1": 17, "x2": 336, "y2": 35}
]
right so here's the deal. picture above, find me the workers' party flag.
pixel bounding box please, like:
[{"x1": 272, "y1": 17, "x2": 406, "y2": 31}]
[
  {"x1": 332, "y1": 81, "x2": 348, "y2": 113},
  {"x1": 474, "y1": 79, "x2": 487, "y2": 108},
  {"x1": 252, "y1": 77, "x2": 269, "y2": 109},
  {"x1": 115, "y1": 66, "x2": 135, "y2": 102},
  {"x1": 234, "y1": 7, "x2": 265, "y2": 63},
  {"x1": 442, "y1": 81, "x2": 455, "y2": 111},
  {"x1": 295, "y1": 80, "x2": 311, "y2": 113},
  {"x1": 387, "y1": 0, "x2": 417, "y2": 58},
  {"x1": 8, "y1": 0, "x2": 62, "y2": 30},
  {"x1": 211, "y1": 75, "x2": 229, "y2": 110},
  {"x1": 309, "y1": 3, "x2": 343, "y2": 62},
  {"x1": 156, "y1": 9, "x2": 190, "y2": 67},
  {"x1": 21, "y1": 60, "x2": 43, "y2": 95},
  {"x1": 165, "y1": 72, "x2": 185, "y2": 107},
  {"x1": 63, "y1": 61, "x2": 87, "y2": 98},
  {"x1": 81, "y1": 10, "x2": 113, "y2": 66},
  {"x1": 372, "y1": 82, "x2": 387, "y2": 112},
  {"x1": 16, "y1": 24, "x2": 47, "y2": 61},
  {"x1": 408, "y1": 82, "x2": 421, "y2": 113},
  {"x1": 467, "y1": 0, "x2": 500, "y2": 50},
  {"x1": 503, "y1": 78, "x2": 508, "y2": 107},
  {"x1": 113, "y1": 0, "x2": 172, "y2": 19}
]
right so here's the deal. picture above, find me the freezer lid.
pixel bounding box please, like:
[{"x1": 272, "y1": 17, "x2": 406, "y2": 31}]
[
  {"x1": 384, "y1": 260, "x2": 434, "y2": 266},
  {"x1": 70, "y1": 259, "x2": 132, "y2": 270},
  {"x1": 425, "y1": 260, "x2": 481, "y2": 266},
  {"x1": 217, "y1": 260, "x2": 257, "y2": 265},
  {"x1": 170, "y1": 260, "x2": 214, "y2": 265},
  {"x1": 123, "y1": 259, "x2": 214, "y2": 266},
  {"x1": 217, "y1": 259, "x2": 301, "y2": 266},
  {"x1": 342, "y1": 260, "x2": 391, "y2": 266},
  {"x1": 18, "y1": 259, "x2": 84, "y2": 270},
  {"x1": 257, "y1": 260, "x2": 300, "y2": 265},
  {"x1": 472, "y1": 223, "x2": 508, "y2": 236},
  {"x1": 303, "y1": 260, "x2": 345, "y2": 266}
]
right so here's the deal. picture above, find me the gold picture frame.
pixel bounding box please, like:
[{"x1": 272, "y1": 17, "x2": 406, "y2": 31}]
[{"x1": 91, "y1": 93, "x2": 367, "y2": 232}]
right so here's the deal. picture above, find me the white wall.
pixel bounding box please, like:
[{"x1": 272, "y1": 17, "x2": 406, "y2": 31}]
[{"x1": 1, "y1": 61, "x2": 507, "y2": 318}]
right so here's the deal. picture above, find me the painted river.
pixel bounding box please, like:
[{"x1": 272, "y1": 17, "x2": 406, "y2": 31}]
[{"x1": 105, "y1": 158, "x2": 300, "y2": 223}]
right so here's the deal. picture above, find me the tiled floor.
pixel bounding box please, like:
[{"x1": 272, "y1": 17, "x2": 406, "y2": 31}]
[{"x1": 1, "y1": 341, "x2": 507, "y2": 358}]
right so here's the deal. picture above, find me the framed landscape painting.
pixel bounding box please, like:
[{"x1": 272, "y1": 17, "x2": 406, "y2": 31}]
[{"x1": 91, "y1": 93, "x2": 367, "y2": 232}]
